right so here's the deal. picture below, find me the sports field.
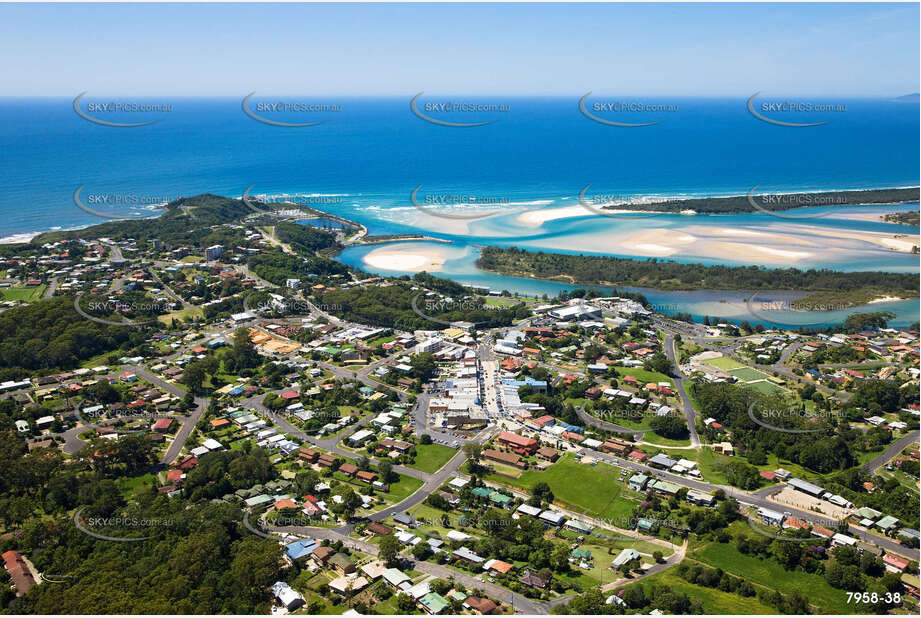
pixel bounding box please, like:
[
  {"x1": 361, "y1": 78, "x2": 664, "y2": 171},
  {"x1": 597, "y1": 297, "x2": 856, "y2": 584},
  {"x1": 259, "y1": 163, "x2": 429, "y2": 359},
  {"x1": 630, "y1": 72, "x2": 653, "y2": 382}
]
[
  {"x1": 702, "y1": 356, "x2": 746, "y2": 370},
  {"x1": 728, "y1": 367, "x2": 771, "y2": 381}
]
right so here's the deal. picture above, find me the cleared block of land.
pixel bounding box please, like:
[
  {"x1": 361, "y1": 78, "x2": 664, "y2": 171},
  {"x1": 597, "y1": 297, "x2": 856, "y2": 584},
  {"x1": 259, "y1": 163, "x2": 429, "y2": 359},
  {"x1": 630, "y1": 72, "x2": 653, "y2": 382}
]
[
  {"x1": 690, "y1": 541, "x2": 851, "y2": 613},
  {"x1": 768, "y1": 487, "x2": 849, "y2": 520},
  {"x1": 409, "y1": 443, "x2": 457, "y2": 474},
  {"x1": 635, "y1": 571, "x2": 777, "y2": 614},
  {"x1": 486, "y1": 453, "x2": 635, "y2": 520}
]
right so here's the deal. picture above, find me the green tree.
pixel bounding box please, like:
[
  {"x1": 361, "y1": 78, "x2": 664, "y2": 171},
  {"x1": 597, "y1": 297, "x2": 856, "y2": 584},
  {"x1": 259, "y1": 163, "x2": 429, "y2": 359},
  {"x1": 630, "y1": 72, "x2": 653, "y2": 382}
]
[{"x1": 379, "y1": 535, "x2": 401, "y2": 566}]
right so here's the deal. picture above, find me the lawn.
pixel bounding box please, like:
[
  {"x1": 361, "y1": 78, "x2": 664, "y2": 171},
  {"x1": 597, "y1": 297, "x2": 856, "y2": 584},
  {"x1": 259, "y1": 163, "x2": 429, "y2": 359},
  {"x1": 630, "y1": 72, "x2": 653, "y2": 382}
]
[
  {"x1": 746, "y1": 380, "x2": 789, "y2": 395},
  {"x1": 118, "y1": 473, "x2": 157, "y2": 498},
  {"x1": 702, "y1": 356, "x2": 747, "y2": 370},
  {"x1": 615, "y1": 367, "x2": 674, "y2": 387},
  {"x1": 639, "y1": 432, "x2": 693, "y2": 448},
  {"x1": 406, "y1": 503, "x2": 480, "y2": 541},
  {"x1": 751, "y1": 453, "x2": 826, "y2": 484},
  {"x1": 485, "y1": 453, "x2": 637, "y2": 521},
  {"x1": 1, "y1": 285, "x2": 46, "y2": 302},
  {"x1": 690, "y1": 447, "x2": 733, "y2": 486},
  {"x1": 633, "y1": 570, "x2": 778, "y2": 614},
  {"x1": 385, "y1": 474, "x2": 424, "y2": 502},
  {"x1": 158, "y1": 305, "x2": 204, "y2": 324},
  {"x1": 728, "y1": 367, "x2": 772, "y2": 382},
  {"x1": 555, "y1": 531, "x2": 675, "y2": 589},
  {"x1": 409, "y1": 443, "x2": 457, "y2": 474},
  {"x1": 690, "y1": 539, "x2": 851, "y2": 613}
]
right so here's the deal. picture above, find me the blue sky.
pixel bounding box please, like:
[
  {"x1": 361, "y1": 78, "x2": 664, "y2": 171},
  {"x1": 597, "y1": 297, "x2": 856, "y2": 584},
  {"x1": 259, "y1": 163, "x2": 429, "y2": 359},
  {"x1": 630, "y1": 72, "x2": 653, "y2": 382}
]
[{"x1": 1, "y1": 3, "x2": 917, "y2": 96}]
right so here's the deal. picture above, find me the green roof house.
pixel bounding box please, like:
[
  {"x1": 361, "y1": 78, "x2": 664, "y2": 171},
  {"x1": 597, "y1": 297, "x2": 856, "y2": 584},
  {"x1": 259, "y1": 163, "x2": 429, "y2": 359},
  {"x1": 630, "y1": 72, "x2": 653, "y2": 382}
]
[{"x1": 420, "y1": 592, "x2": 450, "y2": 614}]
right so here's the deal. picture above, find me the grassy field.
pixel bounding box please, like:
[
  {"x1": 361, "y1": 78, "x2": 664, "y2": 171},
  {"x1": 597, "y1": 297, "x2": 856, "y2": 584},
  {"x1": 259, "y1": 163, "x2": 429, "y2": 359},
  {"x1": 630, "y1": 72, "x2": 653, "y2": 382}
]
[
  {"x1": 702, "y1": 356, "x2": 747, "y2": 370},
  {"x1": 404, "y1": 503, "x2": 469, "y2": 540},
  {"x1": 553, "y1": 531, "x2": 676, "y2": 590},
  {"x1": 385, "y1": 474, "x2": 424, "y2": 502},
  {"x1": 485, "y1": 453, "x2": 637, "y2": 520},
  {"x1": 633, "y1": 570, "x2": 778, "y2": 614},
  {"x1": 118, "y1": 473, "x2": 157, "y2": 499},
  {"x1": 746, "y1": 380, "x2": 788, "y2": 395},
  {"x1": 158, "y1": 305, "x2": 204, "y2": 324},
  {"x1": 690, "y1": 539, "x2": 850, "y2": 613},
  {"x1": 1, "y1": 285, "x2": 46, "y2": 302},
  {"x1": 615, "y1": 367, "x2": 674, "y2": 387},
  {"x1": 691, "y1": 447, "x2": 733, "y2": 485},
  {"x1": 409, "y1": 443, "x2": 457, "y2": 474},
  {"x1": 640, "y1": 432, "x2": 693, "y2": 448},
  {"x1": 728, "y1": 367, "x2": 771, "y2": 382}
]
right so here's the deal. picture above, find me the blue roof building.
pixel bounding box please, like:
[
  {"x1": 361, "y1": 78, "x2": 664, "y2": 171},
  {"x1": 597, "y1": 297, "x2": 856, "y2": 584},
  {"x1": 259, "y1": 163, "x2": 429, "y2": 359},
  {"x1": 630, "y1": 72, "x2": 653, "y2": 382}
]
[{"x1": 285, "y1": 538, "x2": 318, "y2": 561}]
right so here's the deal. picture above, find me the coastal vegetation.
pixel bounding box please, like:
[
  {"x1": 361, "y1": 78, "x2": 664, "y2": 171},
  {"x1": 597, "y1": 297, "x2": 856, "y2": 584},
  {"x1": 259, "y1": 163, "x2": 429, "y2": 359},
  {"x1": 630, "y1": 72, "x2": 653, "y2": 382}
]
[
  {"x1": 272, "y1": 221, "x2": 341, "y2": 254},
  {"x1": 313, "y1": 275, "x2": 530, "y2": 330},
  {"x1": 247, "y1": 250, "x2": 349, "y2": 286},
  {"x1": 0, "y1": 297, "x2": 141, "y2": 377},
  {"x1": 0, "y1": 429, "x2": 284, "y2": 614},
  {"x1": 475, "y1": 247, "x2": 918, "y2": 306},
  {"x1": 882, "y1": 211, "x2": 920, "y2": 226},
  {"x1": 598, "y1": 187, "x2": 919, "y2": 215},
  {"x1": 34, "y1": 195, "x2": 252, "y2": 246}
]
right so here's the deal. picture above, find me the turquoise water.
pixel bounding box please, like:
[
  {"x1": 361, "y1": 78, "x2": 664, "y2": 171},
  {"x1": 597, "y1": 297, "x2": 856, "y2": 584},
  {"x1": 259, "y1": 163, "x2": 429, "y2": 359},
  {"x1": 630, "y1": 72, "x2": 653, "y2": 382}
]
[
  {"x1": 1, "y1": 96, "x2": 917, "y2": 326},
  {"x1": 0, "y1": 96, "x2": 917, "y2": 240}
]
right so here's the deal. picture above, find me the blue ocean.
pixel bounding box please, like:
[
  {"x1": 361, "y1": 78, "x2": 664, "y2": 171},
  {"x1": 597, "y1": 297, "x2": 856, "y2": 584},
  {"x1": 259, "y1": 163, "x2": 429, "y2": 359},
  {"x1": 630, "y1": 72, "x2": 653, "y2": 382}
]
[{"x1": 1, "y1": 96, "x2": 918, "y2": 325}]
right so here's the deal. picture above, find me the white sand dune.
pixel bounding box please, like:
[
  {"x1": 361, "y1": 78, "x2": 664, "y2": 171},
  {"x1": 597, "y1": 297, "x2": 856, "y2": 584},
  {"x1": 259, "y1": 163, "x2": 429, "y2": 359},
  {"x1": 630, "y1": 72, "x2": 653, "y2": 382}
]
[{"x1": 362, "y1": 243, "x2": 461, "y2": 272}]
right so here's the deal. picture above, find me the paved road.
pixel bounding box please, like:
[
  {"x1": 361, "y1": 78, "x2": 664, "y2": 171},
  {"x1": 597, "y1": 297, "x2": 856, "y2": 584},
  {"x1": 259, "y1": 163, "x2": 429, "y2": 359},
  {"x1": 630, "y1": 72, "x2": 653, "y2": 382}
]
[
  {"x1": 574, "y1": 406, "x2": 644, "y2": 439},
  {"x1": 43, "y1": 277, "x2": 59, "y2": 299},
  {"x1": 581, "y1": 446, "x2": 919, "y2": 561},
  {"x1": 665, "y1": 333, "x2": 701, "y2": 447},
  {"x1": 864, "y1": 430, "x2": 920, "y2": 474},
  {"x1": 147, "y1": 268, "x2": 192, "y2": 309},
  {"x1": 127, "y1": 367, "x2": 209, "y2": 464},
  {"x1": 265, "y1": 521, "x2": 545, "y2": 614}
]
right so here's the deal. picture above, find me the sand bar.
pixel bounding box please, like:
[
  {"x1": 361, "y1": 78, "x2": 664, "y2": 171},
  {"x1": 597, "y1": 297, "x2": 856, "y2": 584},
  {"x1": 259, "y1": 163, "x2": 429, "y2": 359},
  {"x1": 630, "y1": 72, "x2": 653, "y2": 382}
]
[{"x1": 362, "y1": 243, "x2": 457, "y2": 272}]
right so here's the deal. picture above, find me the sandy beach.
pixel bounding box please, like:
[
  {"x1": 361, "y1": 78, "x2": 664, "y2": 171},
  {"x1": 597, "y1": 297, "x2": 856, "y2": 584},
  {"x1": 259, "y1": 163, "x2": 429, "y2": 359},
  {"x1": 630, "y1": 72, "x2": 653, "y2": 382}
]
[
  {"x1": 515, "y1": 203, "x2": 669, "y2": 227},
  {"x1": 361, "y1": 242, "x2": 464, "y2": 272},
  {"x1": 868, "y1": 296, "x2": 905, "y2": 304},
  {"x1": 510, "y1": 220, "x2": 919, "y2": 266},
  {"x1": 781, "y1": 224, "x2": 920, "y2": 253}
]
